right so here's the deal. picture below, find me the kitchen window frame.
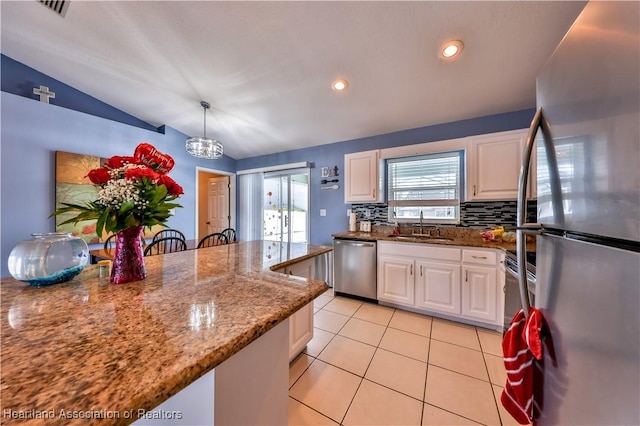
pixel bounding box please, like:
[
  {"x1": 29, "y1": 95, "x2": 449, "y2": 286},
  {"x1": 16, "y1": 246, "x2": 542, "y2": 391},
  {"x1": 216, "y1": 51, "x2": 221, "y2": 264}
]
[{"x1": 386, "y1": 150, "x2": 465, "y2": 225}]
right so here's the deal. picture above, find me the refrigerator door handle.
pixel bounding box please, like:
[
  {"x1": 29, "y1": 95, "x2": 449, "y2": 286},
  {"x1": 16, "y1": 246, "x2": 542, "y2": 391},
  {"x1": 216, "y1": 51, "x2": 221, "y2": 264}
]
[
  {"x1": 516, "y1": 108, "x2": 544, "y2": 315},
  {"x1": 518, "y1": 108, "x2": 543, "y2": 230},
  {"x1": 516, "y1": 224, "x2": 544, "y2": 234},
  {"x1": 517, "y1": 107, "x2": 565, "y2": 315}
]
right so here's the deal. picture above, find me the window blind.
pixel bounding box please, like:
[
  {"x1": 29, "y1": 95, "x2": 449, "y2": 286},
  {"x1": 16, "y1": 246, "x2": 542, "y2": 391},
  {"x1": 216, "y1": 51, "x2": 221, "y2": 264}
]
[
  {"x1": 387, "y1": 151, "x2": 462, "y2": 222},
  {"x1": 387, "y1": 151, "x2": 462, "y2": 206}
]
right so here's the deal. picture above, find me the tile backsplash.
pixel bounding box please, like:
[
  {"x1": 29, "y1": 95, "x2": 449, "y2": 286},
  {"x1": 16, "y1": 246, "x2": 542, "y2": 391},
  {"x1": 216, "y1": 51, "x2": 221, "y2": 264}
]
[{"x1": 351, "y1": 200, "x2": 537, "y2": 229}]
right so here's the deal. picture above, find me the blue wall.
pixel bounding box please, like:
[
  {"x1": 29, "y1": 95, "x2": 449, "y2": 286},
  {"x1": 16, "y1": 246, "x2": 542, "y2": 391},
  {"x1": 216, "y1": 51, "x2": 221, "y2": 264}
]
[
  {"x1": 1, "y1": 54, "x2": 160, "y2": 132},
  {"x1": 0, "y1": 92, "x2": 236, "y2": 277},
  {"x1": 1, "y1": 54, "x2": 534, "y2": 277},
  {"x1": 237, "y1": 108, "x2": 535, "y2": 247}
]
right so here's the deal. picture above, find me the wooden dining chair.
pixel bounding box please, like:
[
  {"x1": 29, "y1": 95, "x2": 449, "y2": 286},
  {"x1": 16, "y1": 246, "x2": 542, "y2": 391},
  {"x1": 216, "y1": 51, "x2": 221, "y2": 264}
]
[
  {"x1": 144, "y1": 236, "x2": 187, "y2": 256},
  {"x1": 152, "y1": 228, "x2": 186, "y2": 242},
  {"x1": 103, "y1": 234, "x2": 117, "y2": 250},
  {"x1": 197, "y1": 233, "x2": 229, "y2": 248},
  {"x1": 220, "y1": 228, "x2": 237, "y2": 243},
  {"x1": 104, "y1": 233, "x2": 147, "y2": 250}
]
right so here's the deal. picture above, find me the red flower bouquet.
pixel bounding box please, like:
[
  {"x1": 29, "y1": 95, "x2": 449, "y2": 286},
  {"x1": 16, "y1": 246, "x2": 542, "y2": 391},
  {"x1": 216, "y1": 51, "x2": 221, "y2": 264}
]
[{"x1": 51, "y1": 143, "x2": 183, "y2": 235}]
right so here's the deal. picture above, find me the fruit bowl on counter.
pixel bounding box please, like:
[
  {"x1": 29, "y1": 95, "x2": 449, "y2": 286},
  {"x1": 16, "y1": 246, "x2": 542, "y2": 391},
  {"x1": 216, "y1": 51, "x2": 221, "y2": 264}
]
[
  {"x1": 480, "y1": 227, "x2": 517, "y2": 243},
  {"x1": 480, "y1": 226, "x2": 504, "y2": 242}
]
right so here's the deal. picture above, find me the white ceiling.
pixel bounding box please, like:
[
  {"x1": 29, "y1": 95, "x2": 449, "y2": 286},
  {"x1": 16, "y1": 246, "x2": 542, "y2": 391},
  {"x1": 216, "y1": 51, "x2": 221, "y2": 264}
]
[{"x1": 1, "y1": 1, "x2": 586, "y2": 159}]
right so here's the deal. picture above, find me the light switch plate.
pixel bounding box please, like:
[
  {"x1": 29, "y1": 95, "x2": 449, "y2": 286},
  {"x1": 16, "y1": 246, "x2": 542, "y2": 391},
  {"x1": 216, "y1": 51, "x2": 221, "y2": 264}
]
[
  {"x1": 320, "y1": 209, "x2": 327, "y2": 217},
  {"x1": 347, "y1": 209, "x2": 352, "y2": 217}
]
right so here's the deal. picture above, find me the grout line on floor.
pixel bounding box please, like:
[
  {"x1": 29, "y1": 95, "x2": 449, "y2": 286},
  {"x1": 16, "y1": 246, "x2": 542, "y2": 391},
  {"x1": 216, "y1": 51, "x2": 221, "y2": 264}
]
[
  {"x1": 427, "y1": 334, "x2": 490, "y2": 354},
  {"x1": 425, "y1": 363, "x2": 494, "y2": 386},
  {"x1": 423, "y1": 402, "x2": 485, "y2": 426},
  {"x1": 289, "y1": 395, "x2": 343, "y2": 425},
  {"x1": 362, "y1": 374, "x2": 428, "y2": 405},
  {"x1": 479, "y1": 328, "x2": 506, "y2": 426},
  {"x1": 288, "y1": 352, "x2": 317, "y2": 391},
  {"x1": 309, "y1": 327, "x2": 340, "y2": 360},
  {"x1": 420, "y1": 314, "x2": 435, "y2": 425},
  {"x1": 321, "y1": 332, "x2": 379, "y2": 353},
  {"x1": 338, "y1": 376, "x2": 364, "y2": 425}
]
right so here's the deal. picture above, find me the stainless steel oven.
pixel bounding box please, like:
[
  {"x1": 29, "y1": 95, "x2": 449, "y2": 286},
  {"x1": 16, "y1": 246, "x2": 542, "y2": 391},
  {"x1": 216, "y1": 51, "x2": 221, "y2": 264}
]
[{"x1": 503, "y1": 250, "x2": 536, "y2": 331}]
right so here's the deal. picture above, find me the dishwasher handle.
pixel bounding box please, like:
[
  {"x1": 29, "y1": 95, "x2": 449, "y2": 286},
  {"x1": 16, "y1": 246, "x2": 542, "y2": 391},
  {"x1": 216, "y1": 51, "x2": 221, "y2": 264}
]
[{"x1": 334, "y1": 240, "x2": 375, "y2": 248}]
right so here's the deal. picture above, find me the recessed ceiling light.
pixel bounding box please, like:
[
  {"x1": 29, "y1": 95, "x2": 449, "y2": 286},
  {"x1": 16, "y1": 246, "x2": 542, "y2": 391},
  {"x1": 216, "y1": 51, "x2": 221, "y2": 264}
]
[
  {"x1": 441, "y1": 40, "x2": 464, "y2": 59},
  {"x1": 331, "y1": 79, "x2": 349, "y2": 91}
]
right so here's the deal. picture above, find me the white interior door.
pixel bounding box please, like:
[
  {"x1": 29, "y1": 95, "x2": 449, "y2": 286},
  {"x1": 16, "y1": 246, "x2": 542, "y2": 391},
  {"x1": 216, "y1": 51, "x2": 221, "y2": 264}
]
[{"x1": 208, "y1": 177, "x2": 229, "y2": 234}]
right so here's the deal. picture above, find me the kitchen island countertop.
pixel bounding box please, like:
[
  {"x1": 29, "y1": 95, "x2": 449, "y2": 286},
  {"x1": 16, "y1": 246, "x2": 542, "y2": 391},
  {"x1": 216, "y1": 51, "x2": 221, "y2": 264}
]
[{"x1": 0, "y1": 241, "x2": 330, "y2": 425}]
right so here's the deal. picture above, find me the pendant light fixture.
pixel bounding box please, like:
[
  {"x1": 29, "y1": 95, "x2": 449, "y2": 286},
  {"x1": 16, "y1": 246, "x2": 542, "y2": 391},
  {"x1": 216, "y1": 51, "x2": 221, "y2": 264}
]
[{"x1": 185, "y1": 101, "x2": 224, "y2": 159}]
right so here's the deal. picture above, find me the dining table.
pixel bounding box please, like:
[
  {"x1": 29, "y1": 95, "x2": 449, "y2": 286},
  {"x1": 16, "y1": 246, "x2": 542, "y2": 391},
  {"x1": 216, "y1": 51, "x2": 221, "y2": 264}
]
[{"x1": 89, "y1": 239, "x2": 198, "y2": 263}]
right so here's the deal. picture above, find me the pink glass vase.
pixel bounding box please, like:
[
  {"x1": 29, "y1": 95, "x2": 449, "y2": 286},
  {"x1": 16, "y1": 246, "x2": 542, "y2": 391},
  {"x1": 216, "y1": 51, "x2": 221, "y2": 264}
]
[{"x1": 110, "y1": 226, "x2": 146, "y2": 284}]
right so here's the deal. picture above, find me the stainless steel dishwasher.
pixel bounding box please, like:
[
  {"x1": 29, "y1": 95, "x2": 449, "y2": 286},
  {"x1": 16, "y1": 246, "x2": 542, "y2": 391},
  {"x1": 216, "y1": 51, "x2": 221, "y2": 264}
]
[{"x1": 333, "y1": 239, "x2": 377, "y2": 301}]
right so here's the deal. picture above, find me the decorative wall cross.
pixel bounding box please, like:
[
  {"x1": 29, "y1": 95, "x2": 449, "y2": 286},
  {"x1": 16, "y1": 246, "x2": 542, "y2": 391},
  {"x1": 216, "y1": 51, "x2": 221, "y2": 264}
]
[{"x1": 33, "y1": 85, "x2": 56, "y2": 103}]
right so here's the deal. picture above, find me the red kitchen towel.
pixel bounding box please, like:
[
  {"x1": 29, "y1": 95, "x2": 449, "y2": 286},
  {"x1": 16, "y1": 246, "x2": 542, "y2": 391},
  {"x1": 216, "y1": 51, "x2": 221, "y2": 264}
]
[{"x1": 501, "y1": 308, "x2": 555, "y2": 425}]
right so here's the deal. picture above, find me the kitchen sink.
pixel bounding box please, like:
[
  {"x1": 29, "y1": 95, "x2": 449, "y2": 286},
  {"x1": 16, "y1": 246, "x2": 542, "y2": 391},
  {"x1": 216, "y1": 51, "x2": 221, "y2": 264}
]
[{"x1": 386, "y1": 234, "x2": 455, "y2": 242}]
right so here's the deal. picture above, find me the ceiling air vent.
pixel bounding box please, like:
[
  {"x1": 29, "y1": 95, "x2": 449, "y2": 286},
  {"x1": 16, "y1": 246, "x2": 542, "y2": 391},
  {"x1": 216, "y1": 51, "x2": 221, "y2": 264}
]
[{"x1": 39, "y1": 0, "x2": 69, "y2": 17}]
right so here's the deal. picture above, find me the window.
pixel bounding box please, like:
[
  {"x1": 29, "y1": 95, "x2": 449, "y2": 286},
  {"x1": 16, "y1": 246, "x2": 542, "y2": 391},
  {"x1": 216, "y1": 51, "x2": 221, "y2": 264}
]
[
  {"x1": 387, "y1": 151, "x2": 463, "y2": 224},
  {"x1": 537, "y1": 136, "x2": 587, "y2": 221}
]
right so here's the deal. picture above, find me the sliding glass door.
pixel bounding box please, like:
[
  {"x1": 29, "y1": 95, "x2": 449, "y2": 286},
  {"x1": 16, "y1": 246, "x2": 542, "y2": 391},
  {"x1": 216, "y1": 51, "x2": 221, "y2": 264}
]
[{"x1": 263, "y1": 169, "x2": 309, "y2": 243}]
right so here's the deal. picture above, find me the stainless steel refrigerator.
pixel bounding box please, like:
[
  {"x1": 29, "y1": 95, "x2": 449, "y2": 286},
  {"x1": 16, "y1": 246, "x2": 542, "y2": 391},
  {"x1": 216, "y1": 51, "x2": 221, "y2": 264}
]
[{"x1": 516, "y1": 1, "x2": 639, "y2": 424}]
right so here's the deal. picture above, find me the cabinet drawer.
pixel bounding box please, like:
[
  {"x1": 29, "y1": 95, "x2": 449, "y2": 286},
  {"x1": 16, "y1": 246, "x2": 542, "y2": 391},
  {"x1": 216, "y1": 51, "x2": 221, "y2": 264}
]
[
  {"x1": 462, "y1": 249, "x2": 497, "y2": 266},
  {"x1": 379, "y1": 241, "x2": 460, "y2": 262}
]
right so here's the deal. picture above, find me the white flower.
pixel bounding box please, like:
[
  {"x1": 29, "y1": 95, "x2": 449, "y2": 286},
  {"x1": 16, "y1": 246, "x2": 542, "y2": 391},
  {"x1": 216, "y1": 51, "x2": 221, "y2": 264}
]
[{"x1": 96, "y1": 165, "x2": 146, "y2": 210}]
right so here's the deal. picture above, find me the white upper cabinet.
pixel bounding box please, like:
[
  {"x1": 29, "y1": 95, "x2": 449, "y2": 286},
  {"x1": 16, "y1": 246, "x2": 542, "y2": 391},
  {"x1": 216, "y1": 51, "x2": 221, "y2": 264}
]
[
  {"x1": 467, "y1": 129, "x2": 532, "y2": 201},
  {"x1": 344, "y1": 150, "x2": 380, "y2": 203},
  {"x1": 345, "y1": 128, "x2": 537, "y2": 205}
]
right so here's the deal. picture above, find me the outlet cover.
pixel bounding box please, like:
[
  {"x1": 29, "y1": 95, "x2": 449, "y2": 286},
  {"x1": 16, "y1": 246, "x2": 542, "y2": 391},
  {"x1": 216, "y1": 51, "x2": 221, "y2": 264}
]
[{"x1": 320, "y1": 209, "x2": 327, "y2": 217}]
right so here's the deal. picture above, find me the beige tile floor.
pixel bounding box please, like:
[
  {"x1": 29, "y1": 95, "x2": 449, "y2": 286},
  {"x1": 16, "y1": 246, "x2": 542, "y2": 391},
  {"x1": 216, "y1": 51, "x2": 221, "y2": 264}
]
[{"x1": 289, "y1": 289, "x2": 522, "y2": 426}]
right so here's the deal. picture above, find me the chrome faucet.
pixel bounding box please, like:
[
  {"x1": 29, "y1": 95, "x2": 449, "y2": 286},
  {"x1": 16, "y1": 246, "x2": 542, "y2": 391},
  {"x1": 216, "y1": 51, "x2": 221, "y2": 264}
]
[{"x1": 419, "y1": 211, "x2": 424, "y2": 234}]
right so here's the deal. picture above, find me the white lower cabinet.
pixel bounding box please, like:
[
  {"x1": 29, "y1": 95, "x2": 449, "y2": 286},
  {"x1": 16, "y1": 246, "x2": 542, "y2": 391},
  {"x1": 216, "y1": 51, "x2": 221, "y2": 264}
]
[
  {"x1": 377, "y1": 242, "x2": 503, "y2": 330},
  {"x1": 377, "y1": 255, "x2": 415, "y2": 305},
  {"x1": 275, "y1": 258, "x2": 316, "y2": 362},
  {"x1": 461, "y1": 265, "x2": 497, "y2": 323},
  {"x1": 461, "y1": 248, "x2": 502, "y2": 327},
  {"x1": 288, "y1": 302, "x2": 313, "y2": 362},
  {"x1": 415, "y1": 261, "x2": 461, "y2": 315},
  {"x1": 378, "y1": 242, "x2": 460, "y2": 311},
  {"x1": 286, "y1": 258, "x2": 315, "y2": 280}
]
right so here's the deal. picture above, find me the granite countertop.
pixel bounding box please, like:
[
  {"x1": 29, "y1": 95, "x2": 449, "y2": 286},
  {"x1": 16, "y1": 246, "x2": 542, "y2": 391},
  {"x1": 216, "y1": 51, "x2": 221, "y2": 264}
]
[
  {"x1": 0, "y1": 241, "x2": 331, "y2": 425},
  {"x1": 332, "y1": 227, "x2": 527, "y2": 252}
]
